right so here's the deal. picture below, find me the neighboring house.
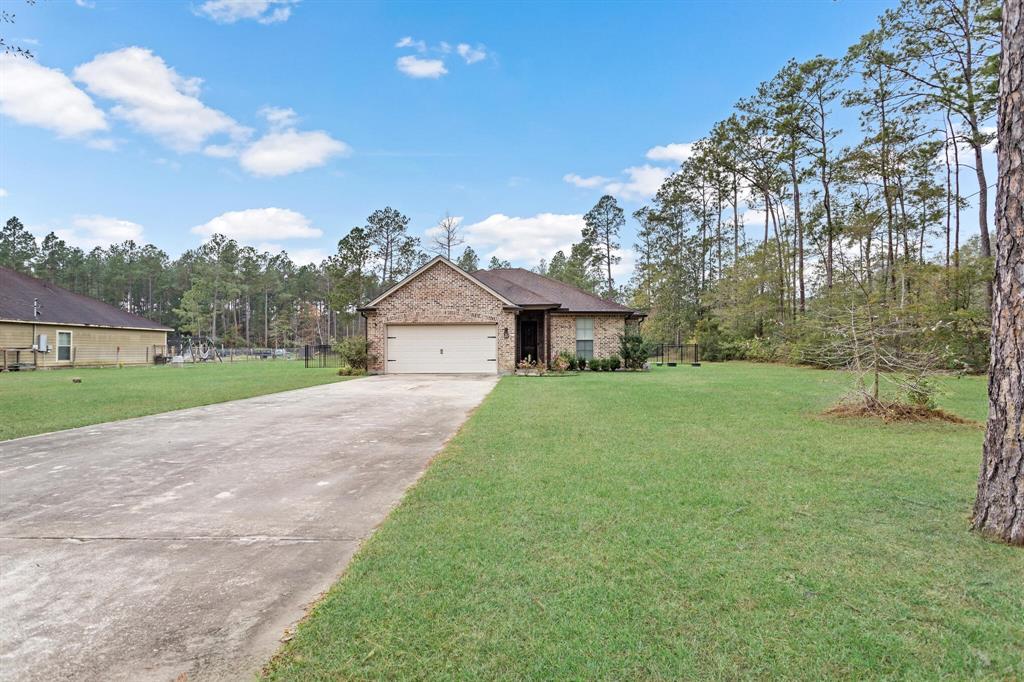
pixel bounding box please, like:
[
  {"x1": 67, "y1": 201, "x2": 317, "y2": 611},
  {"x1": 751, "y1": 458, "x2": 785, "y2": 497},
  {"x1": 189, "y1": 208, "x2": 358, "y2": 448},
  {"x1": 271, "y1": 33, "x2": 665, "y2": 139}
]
[
  {"x1": 359, "y1": 256, "x2": 643, "y2": 374},
  {"x1": 0, "y1": 266, "x2": 171, "y2": 369}
]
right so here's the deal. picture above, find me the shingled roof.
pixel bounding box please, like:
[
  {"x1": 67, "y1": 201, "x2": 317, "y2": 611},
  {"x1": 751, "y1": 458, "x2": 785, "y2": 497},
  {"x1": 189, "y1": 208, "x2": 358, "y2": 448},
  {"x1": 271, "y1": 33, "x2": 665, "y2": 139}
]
[
  {"x1": 473, "y1": 268, "x2": 639, "y2": 314},
  {"x1": 0, "y1": 267, "x2": 172, "y2": 331}
]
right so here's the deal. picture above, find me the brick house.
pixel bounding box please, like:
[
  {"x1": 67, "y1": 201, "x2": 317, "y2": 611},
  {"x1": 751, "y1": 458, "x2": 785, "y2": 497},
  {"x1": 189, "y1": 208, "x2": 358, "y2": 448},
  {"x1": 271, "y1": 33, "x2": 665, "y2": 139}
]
[{"x1": 359, "y1": 256, "x2": 643, "y2": 374}]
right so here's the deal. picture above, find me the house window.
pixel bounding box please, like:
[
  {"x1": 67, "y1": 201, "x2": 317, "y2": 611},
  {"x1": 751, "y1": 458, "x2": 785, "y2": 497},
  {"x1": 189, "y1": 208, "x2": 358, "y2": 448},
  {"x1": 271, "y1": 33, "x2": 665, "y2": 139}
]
[
  {"x1": 575, "y1": 317, "x2": 594, "y2": 359},
  {"x1": 57, "y1": 331, "x2": 72, "y2": 361}
]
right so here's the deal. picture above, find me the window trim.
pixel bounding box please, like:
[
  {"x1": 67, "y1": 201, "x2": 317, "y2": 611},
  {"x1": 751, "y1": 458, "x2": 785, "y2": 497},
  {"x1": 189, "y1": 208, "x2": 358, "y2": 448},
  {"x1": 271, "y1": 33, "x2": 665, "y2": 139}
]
[{"x1": 56, "y1": 329, "x2": 73, "y2": 363}]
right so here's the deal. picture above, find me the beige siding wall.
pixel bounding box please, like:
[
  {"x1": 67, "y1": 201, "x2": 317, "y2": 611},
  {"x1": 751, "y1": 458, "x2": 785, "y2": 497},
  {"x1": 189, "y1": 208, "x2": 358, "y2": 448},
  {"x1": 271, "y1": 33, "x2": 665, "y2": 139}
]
[
  {"x1": 549, "y1": 314, "x2": 626, "y2": 360},
  {"x1": 364, "y1": 261, "x2": 516, "y2": 374},
  {"x1": 0, "y1": 322, "x2": 167, "y2": 368}
]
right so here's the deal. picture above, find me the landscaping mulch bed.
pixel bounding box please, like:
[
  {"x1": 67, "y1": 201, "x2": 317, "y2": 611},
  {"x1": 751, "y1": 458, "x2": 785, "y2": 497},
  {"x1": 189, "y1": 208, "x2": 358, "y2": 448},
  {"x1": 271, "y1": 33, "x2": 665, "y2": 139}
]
[{"x1": 824, "y1": 400, "x2": 978, "y2": 425}]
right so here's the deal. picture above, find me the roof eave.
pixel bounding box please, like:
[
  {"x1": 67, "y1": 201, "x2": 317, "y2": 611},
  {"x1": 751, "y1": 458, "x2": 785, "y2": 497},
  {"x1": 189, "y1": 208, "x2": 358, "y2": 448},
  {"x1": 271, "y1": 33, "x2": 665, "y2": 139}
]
[
  {"x1": 0, "y1": 318, "x2": 173, "y2": 332},
  {"x1": 549, "y1": 309, "x2": 638, "y2": 315}
]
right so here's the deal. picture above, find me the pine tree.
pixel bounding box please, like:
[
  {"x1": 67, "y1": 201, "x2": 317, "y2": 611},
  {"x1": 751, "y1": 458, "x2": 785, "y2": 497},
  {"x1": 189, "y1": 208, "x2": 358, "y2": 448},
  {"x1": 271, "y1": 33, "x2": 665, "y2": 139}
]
[
  {"x1": 0, "y1": 216, "x2": 39, "y2": 272},
  {"x1": 583, "y1": 195, "x2": 624, "y2": 298}
]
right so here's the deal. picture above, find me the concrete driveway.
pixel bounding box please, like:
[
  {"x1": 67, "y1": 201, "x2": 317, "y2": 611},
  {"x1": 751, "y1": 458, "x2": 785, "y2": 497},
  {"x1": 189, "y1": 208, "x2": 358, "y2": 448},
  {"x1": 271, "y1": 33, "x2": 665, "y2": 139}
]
[{"x1": 0, "y1": 374, "x2": 498, "y2": 681}]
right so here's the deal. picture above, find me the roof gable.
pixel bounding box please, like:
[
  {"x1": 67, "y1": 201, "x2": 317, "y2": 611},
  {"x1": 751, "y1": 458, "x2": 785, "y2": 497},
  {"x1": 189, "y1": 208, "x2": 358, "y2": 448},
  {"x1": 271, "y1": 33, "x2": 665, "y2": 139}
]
[
  {"x1": 0, "y1": 267, "x2": 172, "y2": 331},
  {"x1": 363, "y1": 256, "x2": 517, "y2": 309}
]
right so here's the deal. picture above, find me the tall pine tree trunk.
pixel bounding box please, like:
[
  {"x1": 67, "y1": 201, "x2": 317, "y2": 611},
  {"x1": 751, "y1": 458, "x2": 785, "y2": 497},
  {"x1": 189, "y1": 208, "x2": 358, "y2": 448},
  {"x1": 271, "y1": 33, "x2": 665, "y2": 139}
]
[
  {"x1": 962, "y1": 1, "x2": 994, "y2": 310},
  {"x1": 878, "y1": 81, "x2": 897, "y2": 298},
  {"x1": 790, "y1": 154, "x2": 805, "y2": 313},
  {"x1": 818, "y1": 104, "x2": 835, "y2": 291},
  {"x1": 972, "y1": 0, "x2": 1023, "y2": 545},
  {"x1": 733, "y1": 172, "x2": 740, "y2": 263},
  {"x1": 952, "y1": 117, "x2": 963, "y2": 270},
  {"x1": 944, "y1": 111, "x2": 953, "y2": 269}
]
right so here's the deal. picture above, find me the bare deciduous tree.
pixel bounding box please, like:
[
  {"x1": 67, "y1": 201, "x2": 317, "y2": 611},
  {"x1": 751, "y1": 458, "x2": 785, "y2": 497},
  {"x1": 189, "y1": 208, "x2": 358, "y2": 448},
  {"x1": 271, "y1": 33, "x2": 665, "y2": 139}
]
[{"x1": 430, "y1": 213, "x2": 464, "y2": 260}]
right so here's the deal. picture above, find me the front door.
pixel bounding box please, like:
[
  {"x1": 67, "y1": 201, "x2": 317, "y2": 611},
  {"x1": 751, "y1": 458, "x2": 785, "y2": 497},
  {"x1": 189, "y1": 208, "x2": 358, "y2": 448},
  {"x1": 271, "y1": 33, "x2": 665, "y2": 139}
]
[{"x1": 520, "y1": 320, "x2": 538, "y2": 363}]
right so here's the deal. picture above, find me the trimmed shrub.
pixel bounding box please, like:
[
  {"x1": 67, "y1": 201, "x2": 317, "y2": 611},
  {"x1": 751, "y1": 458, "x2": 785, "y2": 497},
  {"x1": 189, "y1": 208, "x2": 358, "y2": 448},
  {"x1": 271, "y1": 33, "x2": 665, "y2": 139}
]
[
  {"x1": 618, "y1": 333, "x2": 652, "y2": 369},
  {"x1": 577, "y1": 356, "x2": 587, "y2": 371},
  {"x1": 334, "y1": 336, "x2": 375, "y2": 370},
  {"x1": 608, "y1": 354, "x2": 621, "y2": 371},
  {"x1": 557, "y1": 351, "x2": 578, "y2": 371},
  {"x1": 590, "y1": 358, "x2": 604, "y2": 371},
  {"x1": 551, "y1": 353, "x2": 570, "y2": 373}
]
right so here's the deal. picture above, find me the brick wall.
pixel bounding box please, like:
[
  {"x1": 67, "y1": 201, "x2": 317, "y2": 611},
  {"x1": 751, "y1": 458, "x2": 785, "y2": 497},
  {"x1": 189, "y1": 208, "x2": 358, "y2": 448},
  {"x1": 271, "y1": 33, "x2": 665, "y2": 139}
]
[
  {"x1": 364, "y1": 261, "x2": 516, "y2": 373},
  {"x1": 549, "y1": 314, "x2": 626, "y2": 360}
]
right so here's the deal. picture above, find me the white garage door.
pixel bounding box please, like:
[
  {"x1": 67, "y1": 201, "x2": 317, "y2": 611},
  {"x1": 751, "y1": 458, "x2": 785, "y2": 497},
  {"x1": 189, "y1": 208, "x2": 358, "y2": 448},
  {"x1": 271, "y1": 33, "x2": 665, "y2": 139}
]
[{"x1": 386, "y1": 324, "x2": 497, "y2": 374}]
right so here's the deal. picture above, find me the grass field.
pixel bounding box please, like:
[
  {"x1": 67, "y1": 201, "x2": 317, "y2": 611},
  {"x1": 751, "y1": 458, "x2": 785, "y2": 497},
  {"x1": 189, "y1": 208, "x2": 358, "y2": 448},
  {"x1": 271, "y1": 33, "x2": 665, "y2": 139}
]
[
  {"x1": 0, "y1": 361, "x2": 349, "y2": 441},
  {"x1": 266, "y1": 363, "x2": 1022, "y2": 680}
]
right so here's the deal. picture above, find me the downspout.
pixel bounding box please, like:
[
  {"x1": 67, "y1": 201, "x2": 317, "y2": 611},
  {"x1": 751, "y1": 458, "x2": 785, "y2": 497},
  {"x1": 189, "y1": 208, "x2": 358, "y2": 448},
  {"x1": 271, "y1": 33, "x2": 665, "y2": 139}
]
[
  {"x1": 545, "y1": 311, "x2": 551, "y2": 368},
  {"x1": 359, "y1": 311, "x2": 371, "y2": 373}
]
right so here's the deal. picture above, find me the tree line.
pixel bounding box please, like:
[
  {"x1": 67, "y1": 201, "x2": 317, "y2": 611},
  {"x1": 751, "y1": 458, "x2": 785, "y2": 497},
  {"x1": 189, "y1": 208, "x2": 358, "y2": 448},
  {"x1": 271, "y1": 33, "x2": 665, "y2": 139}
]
[
  {"x1": 611, "y1": 0, "x2": 1001, "y2": 373},
  {"x1": 0, "y1": 209, "x2": 515, "y2": 347}
]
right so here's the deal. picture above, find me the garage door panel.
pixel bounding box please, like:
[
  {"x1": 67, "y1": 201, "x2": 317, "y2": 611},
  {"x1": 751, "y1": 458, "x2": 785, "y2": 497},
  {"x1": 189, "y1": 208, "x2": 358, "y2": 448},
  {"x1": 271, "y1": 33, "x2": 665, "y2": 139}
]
[{"x1": 387, "y1": 324, "x2": 497, "y2": 374}]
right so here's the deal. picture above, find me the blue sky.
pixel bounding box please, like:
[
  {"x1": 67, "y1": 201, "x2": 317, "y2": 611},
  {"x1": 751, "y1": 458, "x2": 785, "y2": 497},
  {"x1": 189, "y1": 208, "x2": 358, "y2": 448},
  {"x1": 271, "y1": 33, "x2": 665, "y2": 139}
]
[{"x1": 5, "y1": 0, "x2": 972, "y2": 278}]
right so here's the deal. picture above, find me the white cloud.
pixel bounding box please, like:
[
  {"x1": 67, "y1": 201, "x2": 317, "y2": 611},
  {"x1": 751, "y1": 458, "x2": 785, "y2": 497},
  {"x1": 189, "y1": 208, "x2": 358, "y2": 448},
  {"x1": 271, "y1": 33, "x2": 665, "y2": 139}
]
[
  {"x1": 563, "y1": 173, "x2": 609, "y2": 189},
  {"x1": 74, "y1": 0, "x2": 95, "y2": 7},
  {"x1": 196, "y1": 0, "x2": 298, "y2": 24},
  {"x1": 259, "y1": 105, "x2": 298, "y2": 130},
  {"x1": 611, "y1": 248, "x2": 634, "y2": 280},
  {"x1": 87, "y1": 138, "x2": 118, "y2": 151},
  {"x1": 287, "y1": 248, "x2": 329, "y2": 265},
  {"x1": 154, "y1": 157, "x2": 182, "y2": 171},
  {"x1": 396, "y1": 55, "x2": 447, "y2": 79},
  {"x1": 604, "y1": 164, "x2": 671, "y2": 201},
  {"x1": 740, "y1": 209, "x2": 768, "y2": 232},
  {"x1": 439, "y1": 41, "x2": 452, "y2": 53},
  {"x1": 191, "y1": 207, "x2": 322, "y2": 240},
  {"x1": 56, "y1": 215, "x2": 145, "y2": 249},
  {"x1": 74, "y1": 47, "x2": 251, "y2": 152},
  {"x1": 256, "y1": 241, "x2": 284, "y2": 253},
  {"x1": 239, "y1": 129, "x2": 350, "y2": 176},
  {"x1": 0, "y1": 188, "x2": 8, "y2": 198},
  {"x1": 646, "y1": 142, "x2": 696, "y2": 164},
  {"x1": 395, "y1": 36, "x2": 427, "y2": 52},
  {"x1": 0, "y1": 55, "x2": 107, "y2": 137},
  {"x1": 202, "y1": 143, "x2": 239, "y2": 158},
  {"x1": 462, "y1": 213, "x2": 584, "y2": 265},
  {"x1": 456, "y1": 43, "x2": 487, "y2": 64},
  {"x1": 252, "y1": 242, "x2": 324, "y2": 264}
]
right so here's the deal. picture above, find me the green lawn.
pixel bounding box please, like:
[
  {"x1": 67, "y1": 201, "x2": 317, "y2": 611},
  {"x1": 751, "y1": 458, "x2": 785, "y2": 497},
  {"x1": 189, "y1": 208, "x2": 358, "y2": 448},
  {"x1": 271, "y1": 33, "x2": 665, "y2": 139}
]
[
  {"x1": 266, "y1": 363, "x2": 1022, "y2": 680},
  {"x1": 0, "y1": 361, "x2": 348, "y2": 441}
]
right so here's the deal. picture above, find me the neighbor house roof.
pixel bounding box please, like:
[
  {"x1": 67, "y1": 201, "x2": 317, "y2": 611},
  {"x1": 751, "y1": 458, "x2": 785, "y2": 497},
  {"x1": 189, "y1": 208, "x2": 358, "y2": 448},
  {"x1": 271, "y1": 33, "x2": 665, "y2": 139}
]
[
  {"x1": 474, "y1": 268, "x2": 640, "y2": 314},
  {"x1": 0, "y1": 266, "x2": 172, "y2": 331}
]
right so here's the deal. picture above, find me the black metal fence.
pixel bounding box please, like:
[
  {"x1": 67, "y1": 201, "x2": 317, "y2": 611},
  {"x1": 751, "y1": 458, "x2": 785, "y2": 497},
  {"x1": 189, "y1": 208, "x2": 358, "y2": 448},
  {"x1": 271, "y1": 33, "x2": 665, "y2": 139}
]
[
  {"x1": 304, "y1": 344, "x2": 343, "y2": 368},
  {"x1": 651, "y1": 343, "x2": 700, "y2": 366}
]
